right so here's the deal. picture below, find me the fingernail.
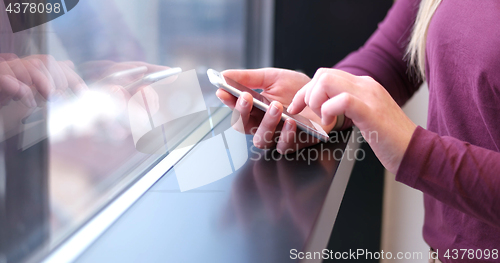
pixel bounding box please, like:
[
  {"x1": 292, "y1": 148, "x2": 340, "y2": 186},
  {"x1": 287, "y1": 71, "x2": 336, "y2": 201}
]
[
  {"x1": 269, "y1": 103, "x2": 279, "y2": 116},
  {"x1": 287, "y1": 103, "x2": 294, "y2": 113},
  {"x1": 239, "y1": 97, "x2": 248, "y2": 107},
  {"x1": 285, "y1": 120, "x2": 293, "y2": 130}
]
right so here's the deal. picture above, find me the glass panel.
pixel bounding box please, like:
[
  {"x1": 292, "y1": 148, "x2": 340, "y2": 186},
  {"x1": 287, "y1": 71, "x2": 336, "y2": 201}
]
[{"x1": 0, "y1": 0, "x2": 245, "y2": 262}]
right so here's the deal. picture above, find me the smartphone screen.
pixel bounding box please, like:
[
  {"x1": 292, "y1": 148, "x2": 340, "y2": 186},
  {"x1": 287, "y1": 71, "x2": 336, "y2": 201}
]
[{"x1": 208, "y1": 69, "x2": 329, "y2": 142}]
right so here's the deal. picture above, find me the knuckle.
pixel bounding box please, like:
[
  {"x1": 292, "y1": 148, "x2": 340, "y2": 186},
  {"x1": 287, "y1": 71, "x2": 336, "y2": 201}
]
[
  {"x1": 314, "y1": 68, "x2": 328, "y2": 79},
  {"x1": 7, "y1": 53, "x2": 18, "y2": 60},
  {"x1": 308, "y1": 100, "x2": 318, "y2": 111},
  {"x1": 298, "y1": 71, "x2": 309, "y2": 80},
  {"x1": 320, "y1": 106, "x2": 328, "y2": 118},
  {"x1": 317, "y1": 73, "x2": 335, "y2": 89},
  {"x1": 63, "y1": 60, "x2": 75, "y2": 69},
  {"x1": 357, "y1": 76, "x2": 381, "y2": 90},
  {"x1": 317, "y1": 72, "x2": 330, "y2": 84},
  {"x1": 321, "y1": 102, "x2": 331, "y2": 115},
  {"x1": 1, "y1": 53, "x2": 18, "y2": 61},
  {"x1": 340, "y1": 92, "x2": 352, "y2": 107},
  {"x1": 308, "y1": 95, "x2": 321, "y2": 111},
  {"x1": 41, "y1": 55, "x2": 56, "y2": 63},
  {"x1": 15, "y1": 87, "x2": 28, "y2": 98},
  {"x1": 360, "y1": 75, "x2": 375, "y2": 82},
  {"x1": 29, "y1": 58, "x2": 44, "y2": 69},
  {"x1": 316, "y1": 67, "x2": 330, "y2": 75}
]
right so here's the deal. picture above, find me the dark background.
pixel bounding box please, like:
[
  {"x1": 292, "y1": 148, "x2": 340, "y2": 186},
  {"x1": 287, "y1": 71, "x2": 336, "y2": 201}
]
[
  {"x1": 274, "y1": 0, "x2": 393, "y2": 76},
  {"x1": 273, "y1": 0, "x2": 394, "y2": 261}
]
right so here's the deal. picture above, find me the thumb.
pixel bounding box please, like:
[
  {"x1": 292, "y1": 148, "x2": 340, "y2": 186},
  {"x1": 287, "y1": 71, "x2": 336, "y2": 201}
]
[
  {"x1": 287, "y1": 87, "x2": 307, "y2": 114},
  {"x1": 222, "y1": 68, "x2": 279, "y2": 90}
]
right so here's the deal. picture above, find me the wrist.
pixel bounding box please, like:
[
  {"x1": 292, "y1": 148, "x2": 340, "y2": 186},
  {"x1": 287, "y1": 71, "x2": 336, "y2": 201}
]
[{"x1": 392, "y1": 123, "x2": 418, "y2": 174}]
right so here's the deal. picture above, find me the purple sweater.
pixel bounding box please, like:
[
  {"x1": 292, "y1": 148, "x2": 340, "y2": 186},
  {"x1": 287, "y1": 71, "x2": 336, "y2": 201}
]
[{"x1": 335, "y1": 0, "x2": 500, "y2": 262}]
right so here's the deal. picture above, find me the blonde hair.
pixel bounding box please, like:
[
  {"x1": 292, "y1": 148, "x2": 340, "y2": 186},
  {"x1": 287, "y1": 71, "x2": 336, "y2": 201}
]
[{"x1": 406, "y1": 0, "x2": 442, "y2": 80}]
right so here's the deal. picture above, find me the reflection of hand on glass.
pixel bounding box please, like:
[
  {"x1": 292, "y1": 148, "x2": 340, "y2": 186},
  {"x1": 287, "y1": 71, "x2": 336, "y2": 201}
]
[
  {"x1": 216, "y1": 68, "x2": 337, "y2": 153},
  {"x1": 87, "y1": 61, "x2": 172, "y2": 111},
  {"x1": 83, "y1": 61, "x2": 170, "y2": 88},
  {"x1": 0, "y1": 55, "x2": 36, "y2": 108},
  {"x1": 226, "y1": 152, "x2": 333, "y2": 240},
  {"x1": 54, "y1": 61, "x2": 176, "y2": 144},
  {"x1": 0, "y1": 53, "x2": 88, "y2": 108}
]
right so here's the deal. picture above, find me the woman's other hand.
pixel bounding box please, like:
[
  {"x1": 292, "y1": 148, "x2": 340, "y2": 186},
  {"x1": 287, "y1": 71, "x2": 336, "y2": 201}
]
[{"x1": 288, "y1": 68, "x2": 416, "y2": 174}]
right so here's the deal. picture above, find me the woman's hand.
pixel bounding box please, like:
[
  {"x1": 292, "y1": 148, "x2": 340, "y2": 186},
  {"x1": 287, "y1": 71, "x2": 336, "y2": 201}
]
[
  {"x1": 287, "y1": 68, "x2": 417, "y2": 174},
  {"x1": 216, "y1": 68, "x2": 337, "y2": 154},
  {"x1": 0, "y1": 54, "x2": 88, "y2": 108}
]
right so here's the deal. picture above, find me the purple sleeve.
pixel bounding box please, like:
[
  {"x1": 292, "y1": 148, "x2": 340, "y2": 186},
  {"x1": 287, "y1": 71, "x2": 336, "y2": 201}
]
[
  {"x1": 334, "y1": 0, "x2": 422, "y2": 106},
  {"x1": 397, "y1": 126, "x2": 500, "y2": 228}
]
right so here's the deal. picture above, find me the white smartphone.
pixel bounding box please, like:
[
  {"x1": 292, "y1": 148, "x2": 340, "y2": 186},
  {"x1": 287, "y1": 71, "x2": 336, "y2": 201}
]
[
  {"x1": 207, "y1": 69, "x2": 329, "y2": 142},
  {"x1": 96, "y1": 67, "x2": 183, "y2": 94}
]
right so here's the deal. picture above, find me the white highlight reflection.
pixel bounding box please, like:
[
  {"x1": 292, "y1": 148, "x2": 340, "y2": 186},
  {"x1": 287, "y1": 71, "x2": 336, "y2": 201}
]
[{"x1": 48, "y1": 90, "x2": 121, "y2": 143}]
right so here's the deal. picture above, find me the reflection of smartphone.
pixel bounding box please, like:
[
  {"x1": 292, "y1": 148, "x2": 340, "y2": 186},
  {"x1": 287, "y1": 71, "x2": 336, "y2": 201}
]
[
  {"x1": 125, "y1": 67, "x2": 182, "y2": 94},
  {"x1": 207, "y1": 69, "x2": 329, "y2": 142}
]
